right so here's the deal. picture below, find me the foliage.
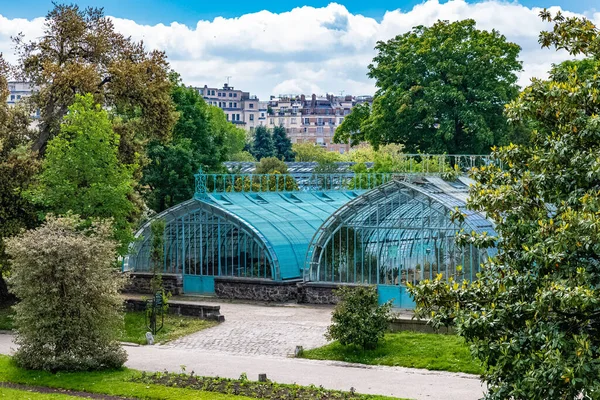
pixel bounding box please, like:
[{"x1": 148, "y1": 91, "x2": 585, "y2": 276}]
[
  {"x1": 302, "y1": 331, "x2": 481, "y2": 374},
  {"x1": 272, "y1": 125, "x2": 295, "y2": 161},
  {"x1": 251, "y1": 126, "x2": 275, "y2": 160},
  {"x1": 0, "y1": 303, "x2": 14, "y2": 330},
  {"x1": 408, "y1": 12, "x2": 600, "y2": 400},
  {"x1": 5, "y1": 215, "x2": 127, "y2": 372},
  {"x1": 142, "y1": 82, "x2": 242, "y2": 212},
  {"x1": 228, "y1": 151, "x2": 256, "y2": 162},
  {"x1": 27, "y1": 94, "x2": 136, "y2": 254},
  {"x1": 326, "y1": 286, "x2": 392, "y2": 350},
  {"x1": 0, "y1": 54, "x2": 39, "y2": 303},
  {"x1": 336, "y1": 19, "x2": 522, "y2": 154},
  {"x1": 134, "y1": 370, "x2": 400, "y2": 400},
  {"x1": 13, "y1": 3, "x2": 177, "y2": 163},
  {"x1": 292, "y1": 142, "x2": 342, "y2": 163},
  {"x1": 332, "y1": 103, "x2": 371, "y2": 147},
  {"x1": 255, "y1": 157, "x2": 288, "y2": 174}
]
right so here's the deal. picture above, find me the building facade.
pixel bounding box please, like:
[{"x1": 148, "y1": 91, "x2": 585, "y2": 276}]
[
  {"x1": 6, "y1": 81, "x2": 35, "y2": 107},
  {"x1": 267, "y1": 93, "x2": 372, "y2": 154},
  {"x1": 197, "y1": 83, "x2": 372, "y2": 153}
]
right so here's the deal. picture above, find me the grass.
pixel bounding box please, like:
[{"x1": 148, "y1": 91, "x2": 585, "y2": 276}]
[
  {"x1": 121, "y1": 311, "x2": 216, "y2": 344},
  {"x1": 0, "y1": 307, "x2": 216, "y2": 345},
  {"x1": 0, "y1": 387, "x2": 82, "y2": 399},
  {"x1": 301, "y1": 331, "x2": 483, "y2": 375},
  {"x1": 0, "y1": 355, "x2": 402, "y2": 400},
  {"x1": 0, "y1": 355, "x2": 252, "y2": 400}
]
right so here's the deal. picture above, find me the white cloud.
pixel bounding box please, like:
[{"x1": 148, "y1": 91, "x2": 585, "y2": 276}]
[{"x1": 0, "y1": 0, "x2": 598, "y2": 100}]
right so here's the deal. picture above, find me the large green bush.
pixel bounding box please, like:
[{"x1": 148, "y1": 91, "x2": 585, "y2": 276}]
[
  {"x1": 326, "y1": 286, "x2": 392, "y2": 350},
  {"x1": 5, "y1": 215, "x2": 127, "y2": 371}
]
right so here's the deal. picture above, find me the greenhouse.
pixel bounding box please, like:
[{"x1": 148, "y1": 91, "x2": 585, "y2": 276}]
[{"x1": 124, "y1": 156, "x2": 496, "y2": 306}]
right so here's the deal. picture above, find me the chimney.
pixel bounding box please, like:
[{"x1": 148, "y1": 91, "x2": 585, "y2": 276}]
[{"x1": 312, "y1": 94, "x2": 316, "y2": 101}]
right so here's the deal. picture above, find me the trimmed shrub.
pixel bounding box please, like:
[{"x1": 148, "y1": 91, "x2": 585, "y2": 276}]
[
  {"x1": 326, "y1": 286, "x2": 392, "y2": 350},
  {"x1": 5, "y1": 214, "x2": 127, "y2": 371}
]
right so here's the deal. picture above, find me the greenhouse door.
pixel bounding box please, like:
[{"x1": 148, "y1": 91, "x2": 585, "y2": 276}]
[
  {"x1": 183, "y1": 274, "x2": 215, "y2": 294},
  {"x1": 377, "y1": 285, "x2": 415, "y2": 309}
]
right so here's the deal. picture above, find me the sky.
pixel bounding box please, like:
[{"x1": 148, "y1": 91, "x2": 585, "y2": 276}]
[{"x1": 0, "y1": 0, "x2": 599, "y2": 99}]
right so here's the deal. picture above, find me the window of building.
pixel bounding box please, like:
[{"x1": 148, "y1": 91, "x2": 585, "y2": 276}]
[
  {"x1": 291, "y1": 118, "x2": 296, "y2": 124},
  {"x1": 10, "y1": 95, "x2": 15, "y2": 101},
  {"x1": 317, "y1": 127, "x2": 323, "y2": 134},
  {"x1": 279, "y1": 117, "x2": 284, "y2": 125},
  {"x1": 316, "y1": 137, "x2": 324, "y2": 144},
  {"x1": 229, "y1": 93, "x2": 233, "y2": 97},
  {"x1": 234, "y1": 103, "x2": 237, "y2": 108},
  {"x1": 249, "y1": 103, "x2": 254, "y2": 108},
  {"x1": 304, "y1": 118, "x2": 310, "y2": 124},
  {"x1": 261, "y1": 113, "x2": 265, "y2": 118},
  {"x1": 218, "y1": 92, "x2": 221, "y2": 97},
  {"x1": 226, "y1": 114, "x2": 229, "y2": 120},
  {"x1": 270, "y1": 118, "x2": 274, "y2": 125},
  {"x1": 250, "y1": 114, "x2": 254, "y2": 121},
  {"x1": 234, "y1": 93, "x2": 237, "y2": 97},
  {"x1": 250, "y1": 126, "x2": 254, "y2": 132},
  {"x1": 229, "y1": 102, "x2": 233, "y2": 108},
  {"x1": 218, "y1": 102, "x2": 222, "y2": 107},
  {"x1": 317, "y1": 118, "x2": 323, "y2": 125},
  {"x1": 211, "y1": 90, "x2": 215, "y2": 95},
  {"x1": 339, "y1": 117, "x2": 344, "y2": 124},
  {"x1": 237, "y1": 114, "x2": 240, "y2": 121}
]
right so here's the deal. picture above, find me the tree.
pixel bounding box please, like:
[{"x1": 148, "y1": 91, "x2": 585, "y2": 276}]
[
  {"x1": 333, "y1": 103, "x2": 372, "y2": 147},
  {"x1": 326, "y1": 286, "x2": 392, "y2": 350},
  {"x1": 272, "y1": 125, "x2": 295, "y2": 161},
  {"x1": 13, "y1": 3, "x2": 177, "y2": 163},
  {"x1": 142, "y1": 82, "x2": 245, "y2": 212},
  {"x1": 0, "y1": 53, "x2": 39, "y2": 303},
  {"x1": 254, "y1": 157, "x2": 288, "y2": 174},
  {"x1": 251, "y1": 126, "x2": 275, "y2": 160},
  {"x1": 408, "y1": 12, "x2": 600, "y2": 399},
  {"x1": 27, "y1": 94, "x2": 136, "y2": 254},
  {"x1": 228, "y1": 151, "x2": 256, "y2": 162},
  {"x1": 336, "y1": 19, "x2": 522, "y2": 154},
  {"x1": 292, "y1": 142, "x2": 341, "y2": 163},
  {"x1": 6, "y1": 215, "x2": 127, "y2": 371}
]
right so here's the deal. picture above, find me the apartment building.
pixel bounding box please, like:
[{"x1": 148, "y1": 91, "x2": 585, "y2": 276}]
[
  {"x1": 197, "y1": 83, "x2": 372, "y2": 154},
  {"x1": 6, "y1": 81, "x2": 35, "y2": 107},
  {"x1": 197, "y1": 83, "x2": 261, "y2": 130},
  {"x1": 268, "y1": 93, "x2": 372, "y2": 154}
]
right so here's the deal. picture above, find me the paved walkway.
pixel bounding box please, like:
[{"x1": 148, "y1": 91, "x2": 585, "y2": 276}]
[
  {"x1": 165, "y1": 301, "x2": 332, "y2": 356},
  {"x1": 0, "y1": 302, "x2": 485, "y2": 399},
  {"x1": 0, "y1": 334, "x2": 484, "y2": 400}
]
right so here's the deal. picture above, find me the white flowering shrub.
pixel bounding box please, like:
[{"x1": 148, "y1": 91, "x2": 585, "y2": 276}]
[{"x1": 6, "y1": 214, "x2": 127, "y2": 371}]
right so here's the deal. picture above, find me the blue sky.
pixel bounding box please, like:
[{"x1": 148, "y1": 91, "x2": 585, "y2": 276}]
[
  {"x1": 0, "y1": 0, "x2": 597, "y2": 26},
  {"x1": 0, "y1": 0, "x2": 598, "y2": 99}
]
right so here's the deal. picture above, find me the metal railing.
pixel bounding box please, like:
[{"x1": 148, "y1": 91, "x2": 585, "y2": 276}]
[{"x1": 195, "y1": 154, "x2": 495, "y2": 196}]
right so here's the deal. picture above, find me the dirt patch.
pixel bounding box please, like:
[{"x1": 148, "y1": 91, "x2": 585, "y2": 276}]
[{"x1": 0, "y1": 381, "x2": 134, "y2": 399}]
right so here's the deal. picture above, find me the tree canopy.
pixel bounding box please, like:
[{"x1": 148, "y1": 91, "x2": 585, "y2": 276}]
[
  {"x1": 272, "y1": 125, "x2": 295, "y2": 161},
  {"x1": 14, "y1": 3, "x2": 177, "y2": 162},
  {"x1": 335, "y1": 19, "x2": 522, "y2": 154},
  {"x1": 409, "y1": 12, "x2": 600, "y2": 399},
  {"x1": 142, "y1": 82, "x2": 246, "y2": 212},
  {"x1": 27, "y1": 94, "x2": 136, "y2": 254},
  {"x1": 251, "y1": 126, "x2": 275, "y2": 160}
]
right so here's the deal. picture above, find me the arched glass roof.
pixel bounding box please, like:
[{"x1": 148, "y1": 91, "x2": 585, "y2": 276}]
[{"x1": 306, "y1": 177, "x2": 496, "y2": 284}]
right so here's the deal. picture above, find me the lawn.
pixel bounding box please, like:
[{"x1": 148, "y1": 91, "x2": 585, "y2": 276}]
[
  {"x1": 0, "y1": 355, "x2": 401, "y2": 400},
  {"x1": 301, "y1": 331, "x2": 482, "y2": 375},
  {"x1": 0, "y1": 386, "x2": 82, "y2": 399},
  {"x1": 121, "y1": 311, "x2": 216, "y2": 344},
  {"x1": 0, "y1": 307, "x2": 216, "y2": 345}
]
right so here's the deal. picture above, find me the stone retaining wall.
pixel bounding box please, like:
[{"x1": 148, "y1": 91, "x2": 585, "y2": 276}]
[
  {"x1": 123, "y1": 272, "x2": 183, "y2": 296},
  {"x1": 215, "y1": 277, "x2": 300, "y2": 302},
  {"x1": 124, "y1": 298, "x2": 223, "y2": 321}
]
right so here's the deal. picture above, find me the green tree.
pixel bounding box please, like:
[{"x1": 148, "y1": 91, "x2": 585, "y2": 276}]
[
  {"x1": 0, "y1": 54, "x2": 39, "y2": 303},
  {"x1": 333, "y1": 103, "x2": 372, "y2": 147},
  {"x1": 251, "y1": 126, "x2": 275, "y2": 160},
  {"x1": 336, "y1": 19, "x2": 522, "y2": 154},
  {"x1": 13, "y1": 3, "x2": 177, "y2": 163},
  {"x1": 28, "y1": 94, "x2": 136, "y2": 253},
  {"x1": 408, "y1": 12, "x2": 600, "y2": 399},
  {"x1": 6, "y1": 215, "x2": 127, "y2": 371},
  {"x1": 292, "y1": 142, "x2": 342, "y2": 163},
  {"x1": 272, "y1": 125, "x2": 295, "y2": 161},
  {"x1": 142, "y1": 82, "x2": 244, "y2": 212},
  {"x1": 228, "y1": 150, "x2": 256, "y2": 162},
  {"x1": 326, "y1": 286, "x2": 392, "y2": 350},
  {"x1": 254, "y1": 157, "x2": 288, "y2": 174}
]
